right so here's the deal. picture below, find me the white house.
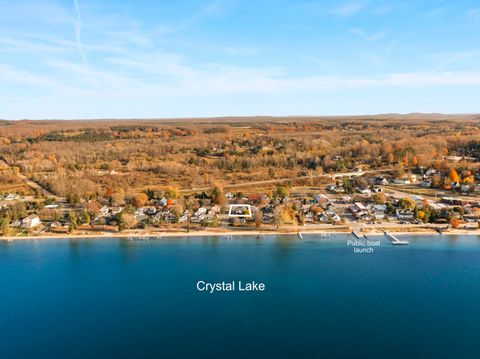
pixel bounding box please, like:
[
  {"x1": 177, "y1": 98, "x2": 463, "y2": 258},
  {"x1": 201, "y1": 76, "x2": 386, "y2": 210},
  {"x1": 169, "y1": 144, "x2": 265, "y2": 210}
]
[
  {"x1": 99, "y1": 205, "x2": 110, "y2": 216},
  {"x1": 195, "y1": 207, "x2": 208, "y2": 216},
  {"x1": 326, "y1": 184, "x2": 338, "y2": 193},
  {"x1": 4, "y1": 193, "x2": 20, "y2": 201},
  {"x1": 22, "y1": 214, "x2": 41, "y2": 228},
  {"x1": 44, "y1": 204, "x2": 59, "y2": 209},
  {"x1": 393, "y1": 179, "x2": 410, "y2": 185},
  {"x1": 358, "y1": 188, "x2": 372, "y2": 195},
  {"x1": 110, "y1": 207, "x2": 123, "y2": 215},
  {"x1": 374, "y1": 176, "x2": 389, "y2": 185}
]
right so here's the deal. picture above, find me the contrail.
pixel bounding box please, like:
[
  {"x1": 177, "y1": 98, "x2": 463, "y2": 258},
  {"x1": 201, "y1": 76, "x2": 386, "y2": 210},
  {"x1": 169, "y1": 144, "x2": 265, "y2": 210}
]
[{"x1": 73, "y1": 0, "x2": 88, "y2": 69}]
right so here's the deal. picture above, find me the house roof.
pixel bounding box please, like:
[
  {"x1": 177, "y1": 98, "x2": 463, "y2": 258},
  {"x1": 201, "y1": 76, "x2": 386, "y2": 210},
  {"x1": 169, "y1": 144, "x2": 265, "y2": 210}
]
[{"x1": 23, "y1": 214, "x2": 39, "y2": 221}]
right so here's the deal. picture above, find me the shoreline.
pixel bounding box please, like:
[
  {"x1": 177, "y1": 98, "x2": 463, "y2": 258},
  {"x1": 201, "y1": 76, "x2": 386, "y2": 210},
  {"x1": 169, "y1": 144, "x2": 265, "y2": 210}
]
[{"x1": 2, "y1": 227, "x2": 480, "y2": 241}]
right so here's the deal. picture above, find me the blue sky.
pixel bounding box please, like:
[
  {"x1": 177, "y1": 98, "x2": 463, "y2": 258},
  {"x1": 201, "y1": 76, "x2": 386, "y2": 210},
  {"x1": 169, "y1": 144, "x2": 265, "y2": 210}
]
[{"x1": 1, "y1": 0, "x2": 480, "y2": 119}]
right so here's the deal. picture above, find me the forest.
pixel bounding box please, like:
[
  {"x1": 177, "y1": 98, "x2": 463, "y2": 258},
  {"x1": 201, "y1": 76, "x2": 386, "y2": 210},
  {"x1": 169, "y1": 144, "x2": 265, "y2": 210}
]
[{"x1": 1, "y1": 114, "x2": 480, "y2": 205}]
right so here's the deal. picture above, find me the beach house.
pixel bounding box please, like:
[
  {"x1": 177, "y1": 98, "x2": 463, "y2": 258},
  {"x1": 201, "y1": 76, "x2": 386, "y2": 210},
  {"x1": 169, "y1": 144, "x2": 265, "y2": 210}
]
[{"x1": 22, "y1": 214, "x2": 41, "y2": 228}]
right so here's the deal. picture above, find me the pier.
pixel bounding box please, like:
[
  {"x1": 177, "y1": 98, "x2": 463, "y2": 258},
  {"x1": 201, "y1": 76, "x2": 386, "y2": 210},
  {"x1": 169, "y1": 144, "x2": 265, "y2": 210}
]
[
  {"x1": 351, "y1": 230, "x2": 362, "y2": 239},
  {"x1": 384, "y1": 231, "x2": 409, "y2": 245}
]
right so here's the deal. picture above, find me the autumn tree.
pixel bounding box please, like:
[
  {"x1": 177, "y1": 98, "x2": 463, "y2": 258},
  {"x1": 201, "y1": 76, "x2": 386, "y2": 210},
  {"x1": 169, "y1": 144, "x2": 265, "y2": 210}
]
[
  {"x1": 393, "y1": 163, "x2": 405, "y2": 179},
  {"x1": 68, "y1": 211, "x2": 78, "y2": 233},
  {"x1": 372, "y1": 192, "x2": 386, "y2": 204},
  {"x1": 79, "y1": 210, "x2": 90, "y2": 225},
  {"x1": 450, "y1": 218, "x2": 460, "y2": 229},
  {"x1": 117, "y1": 212, "x2": 137, "y2": 231},
  {"x1": 165, "y1": 186, "x2": 180, "y2": 199},
  {"x1": 0, "y1": 213, "x2": 11, "y2": 236},
  {"x1": 443, "y1": 176, "x2": 452, "y2": 190},
  {"x1": 399, "y1": 197, "x2": 415, "y2": 211},
  {"x1": 449, "y1": 168, "x2": 459, "y2": 183},
  {"x1": 276, "y1": 186, "x2": 290, "y2": 199},
  {"x1": 412, "y1": 156, "x2": 418, "y2": 167},
  {"x1": 211, "y1": 186, "x2": 226, "y2": 206},
  {"x1": 133, "y1": 193, "x2": 148, "y2": 208}
]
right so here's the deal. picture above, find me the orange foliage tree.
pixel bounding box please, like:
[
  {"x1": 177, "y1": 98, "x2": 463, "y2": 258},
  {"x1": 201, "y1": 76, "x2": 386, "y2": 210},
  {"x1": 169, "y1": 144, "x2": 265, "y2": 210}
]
[
  {"x1": 450, "y1": 218, "x2": 460, "y2": 229},
  {"x1": 449, "y1": 168, "x2": 459, "y2": 183}
]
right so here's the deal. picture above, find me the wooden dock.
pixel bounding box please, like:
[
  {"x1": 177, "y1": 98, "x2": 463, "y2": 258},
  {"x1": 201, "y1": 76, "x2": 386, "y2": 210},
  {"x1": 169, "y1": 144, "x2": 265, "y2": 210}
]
[{"x1": 384, "y1": 231, "x2": 409, "y2": 245}]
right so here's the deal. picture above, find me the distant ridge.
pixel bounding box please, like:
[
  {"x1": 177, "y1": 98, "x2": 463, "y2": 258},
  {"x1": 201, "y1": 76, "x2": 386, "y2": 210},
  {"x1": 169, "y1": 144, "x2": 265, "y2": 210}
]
[{"x1": 3, "y1": 113, "x2": 480, "y2": 123}]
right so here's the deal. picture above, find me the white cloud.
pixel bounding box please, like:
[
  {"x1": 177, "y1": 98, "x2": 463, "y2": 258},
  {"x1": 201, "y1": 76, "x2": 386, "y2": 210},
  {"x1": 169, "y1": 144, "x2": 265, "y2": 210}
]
[
  {"x1": 330, "y1": 1, "x2": 367, "y2": 17},
  {"x1": 430, "y1": 51, "x2": 480, "y2": 71},
  {"x1": 73, "y1": 0, "x2": 89, "y2": 70},
  {"x1": 350, "y1": 28, "x2": 385, "y2": 42}
]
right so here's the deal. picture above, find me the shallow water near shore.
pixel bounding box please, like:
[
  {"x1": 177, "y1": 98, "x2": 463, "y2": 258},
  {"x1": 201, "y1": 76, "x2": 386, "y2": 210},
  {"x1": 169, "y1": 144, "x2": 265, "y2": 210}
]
[{"x1": 1, "y1": 234, "x2": 480, "y2": 359}]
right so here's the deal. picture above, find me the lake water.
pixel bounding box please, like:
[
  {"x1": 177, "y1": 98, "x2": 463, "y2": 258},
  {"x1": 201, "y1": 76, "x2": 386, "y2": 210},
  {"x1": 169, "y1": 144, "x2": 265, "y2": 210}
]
[{"x1": 1, "y1": 234, "x2": 480, "y2": 359}]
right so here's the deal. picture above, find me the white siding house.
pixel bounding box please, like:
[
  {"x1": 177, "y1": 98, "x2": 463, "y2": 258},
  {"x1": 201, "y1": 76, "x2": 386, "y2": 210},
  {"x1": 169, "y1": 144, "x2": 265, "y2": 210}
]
[{"x1": 22, "y1": 214, "x2": 41, "y2": 228}]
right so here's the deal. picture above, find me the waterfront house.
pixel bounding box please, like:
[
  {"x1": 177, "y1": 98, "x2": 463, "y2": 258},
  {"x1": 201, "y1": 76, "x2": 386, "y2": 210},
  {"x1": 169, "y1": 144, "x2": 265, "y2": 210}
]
[
  {"x1": 22, "y1": 214, "x2": 41, "y2": 228},
  {"x1": 262, "y1": 212, "x2": 274, "y2": 224},
  {"x1": 396, "y1": 210, "x2": 414, "y2": 221},
  {"x1": 305, "y1": 212, "x2": 314, "y2": 223},
  {"x1": 196, "y1": 207, "x2": 208, "y2": 216},
  {"x1": 110, "y1": 207, "x2": 123, "y2": 216},
  {"x1": 318, "y1": 213, "x2": 329, "y2": 222},
  {"x1": 134, "y1": 208, "x2": 148, "y2": 223},
  {"x1": 372, "y1": 204, "x2": 387, "y2": 220},
  {"x1": 349, "y1": 202, "x2": 369, "y2": 219},
  {"x1": 50, "y1": 221, "x2": 63, "y2": 228},
  {"x1": 99, "y1": 206, "x2": 109, "y2": 216},
  {"x1": 179, "y1": 210, "x2": 191, "y2": 223},
  {"x1": 326, "y1": 211, "x2": 341, "y2": 222}
]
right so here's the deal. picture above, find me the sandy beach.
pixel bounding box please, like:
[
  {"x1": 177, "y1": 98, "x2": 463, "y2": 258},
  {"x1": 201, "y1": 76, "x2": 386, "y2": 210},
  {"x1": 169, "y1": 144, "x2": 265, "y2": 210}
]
[{"x1": 2, "y1": 226, "x2": 480, "y2": 241}]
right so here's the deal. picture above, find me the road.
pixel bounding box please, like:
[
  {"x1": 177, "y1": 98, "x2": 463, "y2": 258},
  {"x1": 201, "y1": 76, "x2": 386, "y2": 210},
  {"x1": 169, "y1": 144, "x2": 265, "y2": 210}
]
[
  {"x1": 0, "y1": 158, "x2": 63, "y2": 201},
  {"x1": 383, "y1": 185, "x2": 480, "y2": 202},
  {"x1": 183, "y1": 170, "x2": 377, "y2": 193}
]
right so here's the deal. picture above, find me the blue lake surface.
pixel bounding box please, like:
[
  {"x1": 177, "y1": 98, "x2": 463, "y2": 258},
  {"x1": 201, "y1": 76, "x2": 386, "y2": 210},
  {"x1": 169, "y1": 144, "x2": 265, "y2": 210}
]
[{"x1": 1, "y1": 234, "x2": 480, "y2": 359}]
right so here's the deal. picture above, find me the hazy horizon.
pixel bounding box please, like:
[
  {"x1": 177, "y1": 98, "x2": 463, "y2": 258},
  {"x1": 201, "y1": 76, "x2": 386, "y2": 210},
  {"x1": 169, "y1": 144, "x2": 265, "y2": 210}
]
[{"x1": 2, "y1": 112, "x2": 480, "y2": 122}]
